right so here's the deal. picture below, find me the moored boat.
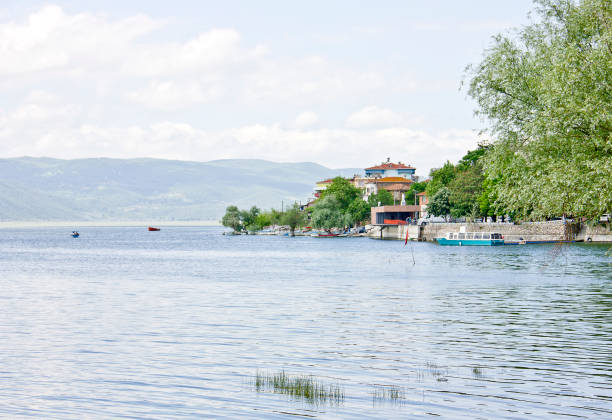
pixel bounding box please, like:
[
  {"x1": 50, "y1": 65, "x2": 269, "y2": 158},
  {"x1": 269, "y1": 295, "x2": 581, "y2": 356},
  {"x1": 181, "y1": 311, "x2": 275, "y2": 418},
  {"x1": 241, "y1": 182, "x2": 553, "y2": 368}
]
[
  {"x1": 311, "y1": 231, "x2": 339, "y2": 237},
  {"x1": 71, "y1": 231, "x2": 79, "y2": 238},
  {"x1": 148, "y1": 227, "x2": 161, "y2": 231},
  {"x1": 436, "y1": 232, "x2": 504, "y2": 246}
]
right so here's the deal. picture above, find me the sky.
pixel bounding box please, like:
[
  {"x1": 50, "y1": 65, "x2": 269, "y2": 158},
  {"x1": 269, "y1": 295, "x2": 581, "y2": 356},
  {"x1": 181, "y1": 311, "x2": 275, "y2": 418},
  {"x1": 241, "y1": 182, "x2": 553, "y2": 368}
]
[{"x1": 0, "y1": 1, "x2": 535, "y2": 175}]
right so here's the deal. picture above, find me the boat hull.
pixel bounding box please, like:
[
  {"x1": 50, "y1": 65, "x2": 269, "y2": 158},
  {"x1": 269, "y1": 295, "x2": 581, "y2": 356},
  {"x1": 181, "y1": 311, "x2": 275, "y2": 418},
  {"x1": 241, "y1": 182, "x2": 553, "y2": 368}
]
[
  {"x1": 436, "y1": 238, "x2": 504, "y2": 246},
  {"x1": 148, "y1": 227, "x2": 160, "y2": 231}
]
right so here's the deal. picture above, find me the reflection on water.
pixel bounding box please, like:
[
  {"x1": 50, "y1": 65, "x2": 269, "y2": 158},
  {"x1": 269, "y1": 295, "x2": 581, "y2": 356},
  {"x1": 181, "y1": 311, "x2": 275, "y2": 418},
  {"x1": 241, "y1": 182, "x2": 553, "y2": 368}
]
[{"x1": 0, "y1": 227, "x2": 610, "y2": 419}]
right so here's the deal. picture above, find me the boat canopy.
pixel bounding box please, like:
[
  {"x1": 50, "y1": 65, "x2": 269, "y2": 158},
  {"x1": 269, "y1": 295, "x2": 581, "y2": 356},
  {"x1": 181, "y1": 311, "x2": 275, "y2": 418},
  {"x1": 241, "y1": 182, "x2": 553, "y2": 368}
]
[{"x1": 447, "y1": 232, "x2": 502, "y2": 240}]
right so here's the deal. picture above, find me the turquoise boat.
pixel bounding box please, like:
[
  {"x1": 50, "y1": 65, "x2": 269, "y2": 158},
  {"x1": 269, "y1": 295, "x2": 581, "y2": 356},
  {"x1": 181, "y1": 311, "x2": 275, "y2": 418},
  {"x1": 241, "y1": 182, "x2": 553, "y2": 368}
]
[{"x1": 436, "y1": 232, "x2": 504, "y2": 246}]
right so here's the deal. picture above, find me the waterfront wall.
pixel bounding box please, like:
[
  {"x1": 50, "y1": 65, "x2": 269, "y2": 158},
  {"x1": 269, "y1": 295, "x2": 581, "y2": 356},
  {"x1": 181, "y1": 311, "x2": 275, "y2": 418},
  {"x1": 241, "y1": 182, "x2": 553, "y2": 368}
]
[
  {"x1": 578, "y1": 223, "x2": 612, "y2": 242},
  {"x1": 368, "y1": 221, "x2": 612, "y2": 242}
]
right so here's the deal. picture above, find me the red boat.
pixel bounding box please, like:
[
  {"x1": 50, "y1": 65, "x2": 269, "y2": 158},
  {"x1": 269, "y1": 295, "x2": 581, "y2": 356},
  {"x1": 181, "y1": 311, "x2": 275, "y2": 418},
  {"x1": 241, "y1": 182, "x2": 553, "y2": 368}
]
[{"x1": 148, "y1": 227, "x2": 161, "y2": 231}]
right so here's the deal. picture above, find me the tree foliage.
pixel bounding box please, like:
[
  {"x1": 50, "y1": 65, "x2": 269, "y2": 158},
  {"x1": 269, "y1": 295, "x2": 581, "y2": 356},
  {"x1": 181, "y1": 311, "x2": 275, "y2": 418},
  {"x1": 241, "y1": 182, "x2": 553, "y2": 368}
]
[
  {"x1": 428, "y1": 187, "x2": 451, "y2": 218},
  {"x1": 320, "y1": 177, "x2": 361, "y2": 211},
  {"x1": 347, "y1": 197, "x2": 371, "y2": 224},
  {"x1": 466, "y1": 0, "x2": 612, "y2": 219},
  {"x1": 221, "y1": 205, "x2": 243, "y2": 231},
  {"x1": 406, "y1": 181, "x2": 427, "y2": 205},
  {"x1": 240, "y1": 206, "x2": 260, "y2": 230},
  {"x1": 281, "y1": 202, "x2": 305, "y2": 236},
  {"x1": 425, "y1": 161, "x2": 456, "y2": 197},
  {"x1": 311, "y1": 195, "x2": 348, "y2": 230},
  {"x1": 449, "y1": 163, "x2": 485, "y2": 218},
  {"x1": 367, "y1": 188, "x2": 394, "y2": 207}
]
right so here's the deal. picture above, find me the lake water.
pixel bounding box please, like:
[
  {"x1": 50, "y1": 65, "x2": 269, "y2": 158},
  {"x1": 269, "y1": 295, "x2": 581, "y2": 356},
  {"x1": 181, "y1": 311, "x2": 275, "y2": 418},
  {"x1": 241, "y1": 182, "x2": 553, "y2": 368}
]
[{"x1": 0, "y1": 226, "x2": 610, "y2": 419}]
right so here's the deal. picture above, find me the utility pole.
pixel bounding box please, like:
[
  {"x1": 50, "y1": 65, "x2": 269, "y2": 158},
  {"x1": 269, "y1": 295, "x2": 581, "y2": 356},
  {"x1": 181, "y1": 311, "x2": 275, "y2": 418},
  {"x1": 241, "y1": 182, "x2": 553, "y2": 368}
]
[{"x1": 281, "y1": 200, "x2": 284, "y2": 212}]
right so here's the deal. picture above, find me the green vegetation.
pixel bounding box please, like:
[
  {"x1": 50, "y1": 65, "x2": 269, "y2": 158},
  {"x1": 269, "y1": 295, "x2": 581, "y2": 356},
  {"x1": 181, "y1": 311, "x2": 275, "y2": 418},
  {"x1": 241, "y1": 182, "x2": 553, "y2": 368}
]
[
  {"x1": 280, "y1": 203, "x2": 305, "y2": 236},
  {"x1": 424, "y1": 146, "x2": 488, "y2": 219},
  {"x1": 254, "y1": 371, "x2": 344, "y2": 406},
  {"x1": 311, "y1": 195, "x2": 348, "y2": 231},
  {"x1": 406, "y1": 181, "x2": 427, "y2": 205},
  {"x1": 427, "y1": 187, "x2": 451, "y2": 219},
  {"x1": 320, "y1": 176, "x2": 360, "y2": 209},
  {"x1": 367, "y1": 188, "x2": 394, "y2": 207},
  {"x1": 221, "y1": 205, "x2": 243, "y2": 232},
  {"x1": 372, "y1": 385, "x2": 406, "y2": 405},
  {"x1": 313, "y1": 177, "x2": 372, "y2": 228},
  {"x1": 466, "y1": 0, "x2": 611, "y2": 220},
  {"x1": 221, "y1": 204, "x2": 306, "y2": 233}
]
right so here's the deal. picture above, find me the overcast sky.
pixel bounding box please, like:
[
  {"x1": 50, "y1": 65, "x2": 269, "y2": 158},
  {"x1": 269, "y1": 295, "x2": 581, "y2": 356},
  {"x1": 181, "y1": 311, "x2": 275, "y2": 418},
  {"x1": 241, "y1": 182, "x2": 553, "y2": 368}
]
[{"x1": 0, "y1": 1, "x2": 534, "y2": 175}]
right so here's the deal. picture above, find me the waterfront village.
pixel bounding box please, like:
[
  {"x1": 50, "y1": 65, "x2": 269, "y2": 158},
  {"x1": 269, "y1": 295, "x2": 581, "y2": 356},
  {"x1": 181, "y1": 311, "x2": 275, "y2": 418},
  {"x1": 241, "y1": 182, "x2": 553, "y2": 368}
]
[
  {"x1": 308, "y1": 158, "x2": 428, "y2": 226},
  {"x1": 222, "y1": 157, "x2": 612, "y2": 244}
]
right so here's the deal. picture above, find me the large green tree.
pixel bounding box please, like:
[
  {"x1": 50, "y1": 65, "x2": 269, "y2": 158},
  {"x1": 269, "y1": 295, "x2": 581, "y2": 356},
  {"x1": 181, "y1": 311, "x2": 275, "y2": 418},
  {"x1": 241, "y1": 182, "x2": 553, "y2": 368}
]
[
  {"x1": 311, "y1": 195, "x2": 348, "y2": 230},
  {"x1": 320, "y1": 177, "x2": 361, "y2": 211},
  {"x1": 448, "y1": 163, "x2": 485, "y2": 218},
  {"x1": 347, "y1": 197, "x2": 371, "y2": 225},
  {"x1": 428, "y1": 187, "x2": 451, "y2": 219},
  {"x1": 466, "y1": 0, "x2": 612, "y2": 219},
  {"x1": 367, "y1": 188, "x2": 394, "y2": 207},
  {"x1": 281, "y1": 203, "x2": 305, "y2": 236},
  {"x1": 425, "y1": 161, "x2": 456, "y2": 197},
  {"x1": 221, "y1": 205, "x2": 243, "y2": 232}
]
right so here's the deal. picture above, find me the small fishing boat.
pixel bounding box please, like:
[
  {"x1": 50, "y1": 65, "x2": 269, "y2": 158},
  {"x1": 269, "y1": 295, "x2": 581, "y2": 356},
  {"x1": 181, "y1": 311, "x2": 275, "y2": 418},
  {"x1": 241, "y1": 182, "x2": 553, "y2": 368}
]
[
  {"x1": 148, "y1": 227, "x2": 161, "y2": 231},
  {"x1": 311, "y1": 232, "x2": 339, "y2": 238},
  {"x1": 436, "y1": 232, "x2": 504, "y2": 246},
  {"x1": 71, "y1": 231, "x2": 79, "y2": 238}
]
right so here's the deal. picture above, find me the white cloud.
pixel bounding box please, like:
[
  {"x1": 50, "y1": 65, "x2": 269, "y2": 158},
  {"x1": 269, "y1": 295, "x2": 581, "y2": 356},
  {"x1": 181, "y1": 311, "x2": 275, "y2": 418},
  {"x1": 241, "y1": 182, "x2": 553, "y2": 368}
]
[
  {"x1": 295, "y1": 111, "x2": 319, "y2": 128},
  {"x1": 0, "y1": 5, "x2": 161, "y2": 75},
  {"x1": 0, "y1": 4, "x2": 484, "y2": 174},
  {"x1": 127, "y1": 81, "x2": 224, "y2": 110},
  {"x1": 0, "y1": 98, "x2": 479, "y2": 174},
  {"x1": 346, "y1": 106, "x2": 423, "y2": 128}
]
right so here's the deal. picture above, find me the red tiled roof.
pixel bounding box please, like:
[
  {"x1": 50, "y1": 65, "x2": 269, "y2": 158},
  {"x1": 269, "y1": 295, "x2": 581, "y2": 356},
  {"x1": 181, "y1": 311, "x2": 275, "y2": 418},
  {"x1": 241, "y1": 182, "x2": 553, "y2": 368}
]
[
  {"x1": 374, "y1": 177, "x2": 413, "y2": 183},
  {"x1": 365, "y1": 162, "x2": 415, "y2": 170},
  {"x1": 384, "y1": 183, "x2": 412, "y2": 191},
  {"x1": 416, "y1": 192, "x2": 427, "y2": 196}
]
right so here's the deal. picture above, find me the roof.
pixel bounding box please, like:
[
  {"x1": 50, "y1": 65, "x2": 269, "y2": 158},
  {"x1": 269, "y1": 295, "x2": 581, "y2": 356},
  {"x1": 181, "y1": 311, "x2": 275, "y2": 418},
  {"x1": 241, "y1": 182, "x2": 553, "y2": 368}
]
[
  {"x1": 365, "y1": 162, "x2": 415, "y2": 170},
  {"x1": 384, "y1": 183, "x2": 412, "y2": 191},
  {"x1": 371, "y1": 205, "x2": 421, "y2": 212},
  {"x1": 316, "y1": 179, "x2": 333, "y2": 184},
  {"x1": 416, "y1": 192, "x2": 428, "y2": 196},
  {"x1": 374, "y1": 177, "x2": 413, "y2": 183}
]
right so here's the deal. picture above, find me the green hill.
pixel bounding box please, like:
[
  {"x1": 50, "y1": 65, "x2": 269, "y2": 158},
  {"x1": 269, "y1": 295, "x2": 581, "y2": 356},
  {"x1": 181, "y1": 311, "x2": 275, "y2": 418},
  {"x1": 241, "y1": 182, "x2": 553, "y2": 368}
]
[{"x1": 0, "y1": 157, "x2": 363, "y2": 221}]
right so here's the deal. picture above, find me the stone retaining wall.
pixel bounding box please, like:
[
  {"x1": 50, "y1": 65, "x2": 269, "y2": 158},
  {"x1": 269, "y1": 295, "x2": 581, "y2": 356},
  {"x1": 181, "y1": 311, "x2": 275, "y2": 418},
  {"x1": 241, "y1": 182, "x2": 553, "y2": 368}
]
[
  {"x1": 422, "y1": 222, "x2": 568, "y2": 242},
  {"x1": 368, "y1": 221, "x2": 612, "y2": 242}
]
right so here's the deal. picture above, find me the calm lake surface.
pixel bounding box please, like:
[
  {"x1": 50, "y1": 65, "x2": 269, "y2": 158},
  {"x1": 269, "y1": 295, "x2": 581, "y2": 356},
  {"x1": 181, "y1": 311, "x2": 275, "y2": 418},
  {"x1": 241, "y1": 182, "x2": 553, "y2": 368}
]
[{"x1": 0, "y1": 226, "x2": 610, "y2": 419}]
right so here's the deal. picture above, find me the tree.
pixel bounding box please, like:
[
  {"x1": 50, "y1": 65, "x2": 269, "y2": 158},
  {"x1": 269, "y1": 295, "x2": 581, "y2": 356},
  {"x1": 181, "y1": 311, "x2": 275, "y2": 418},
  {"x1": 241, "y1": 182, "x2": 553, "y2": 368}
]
[
  {"x1": 347, "y1": 197, "x2": 371, "y2": 225},
  {"x1": 320, "y1": 177, "x2": 361, "y2": 211},
  {"x1": 466, "y1": 0, "x2": 612, "y2": 220},
  {"x1": 425, "y1": 161, "x2": 456, "y2": 197},
  {"x1": 253, "y1": 213, "x2": 272, "y2": 230},
  {"x1": 448, "y1": 163, "x2": 485, "y2": 218},
  {"x1": 406, "y1": 181, "x2": 427, "y2": 205},
  {"x1": 367, "y1": 188, "x2": 394, "y2": 207},
  {"x1": 240, "y1": 206, "x2": 260, "y2": 231},
  {"x1": 311, "y1": 195, "x2": 347, "y2": 231},
  {"x1": 428, "y1": 187, "x2": 451, "y2": 219},
  {"x1": 281, "y1": 203, "x2": 305, "y2": 236},
  {"x1": 456, "y1": 145, "x2": 489, "y2": 172},
  {"x1": 221, "y1": 205, "x2": 243, "y2": 232}
]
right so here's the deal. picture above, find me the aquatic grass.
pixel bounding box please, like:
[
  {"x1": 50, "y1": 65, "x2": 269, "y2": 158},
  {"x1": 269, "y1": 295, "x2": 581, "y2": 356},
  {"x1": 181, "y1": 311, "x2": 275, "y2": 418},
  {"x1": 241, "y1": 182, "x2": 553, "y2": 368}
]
[
  {"x1": 426, "y1": 361, "x2": 447, "y2": 378},
  {"x1": 253, "y1": 370, "x2": 344, "y2": 406},
  {"x1": 372, "y1": 385, "x2": 406, "y2": 406}
]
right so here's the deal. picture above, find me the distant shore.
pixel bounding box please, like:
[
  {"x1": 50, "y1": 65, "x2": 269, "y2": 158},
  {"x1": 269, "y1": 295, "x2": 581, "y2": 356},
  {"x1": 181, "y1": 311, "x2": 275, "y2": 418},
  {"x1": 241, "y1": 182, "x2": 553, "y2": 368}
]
[{"x1": 0, "y1": 220, "x2": 221, "y2": 228}]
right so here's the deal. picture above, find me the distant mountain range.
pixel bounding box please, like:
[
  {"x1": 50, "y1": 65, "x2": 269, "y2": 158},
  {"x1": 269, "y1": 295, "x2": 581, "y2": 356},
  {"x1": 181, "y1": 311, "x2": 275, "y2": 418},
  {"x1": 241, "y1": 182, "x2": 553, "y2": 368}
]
[{"x1": 0, "y1": 157, "x2": 363, "y2": 221}]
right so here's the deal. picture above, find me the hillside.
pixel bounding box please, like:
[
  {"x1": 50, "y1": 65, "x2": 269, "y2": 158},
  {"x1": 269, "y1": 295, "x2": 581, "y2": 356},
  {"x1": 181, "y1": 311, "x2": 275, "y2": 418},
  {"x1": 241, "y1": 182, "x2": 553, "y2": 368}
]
[{"x1": 0, "y1": 157, "x2": 362, "y2": 221}]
